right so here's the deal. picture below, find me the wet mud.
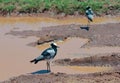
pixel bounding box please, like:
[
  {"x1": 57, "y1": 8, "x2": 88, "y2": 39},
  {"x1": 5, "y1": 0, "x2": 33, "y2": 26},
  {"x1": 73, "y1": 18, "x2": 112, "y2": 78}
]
[
  {"x1": 0, "y1": 16, "x2": 120, "y2": 82},
  {"x1": 54, "y1": 53, "x2": 120, "y2": 66}
]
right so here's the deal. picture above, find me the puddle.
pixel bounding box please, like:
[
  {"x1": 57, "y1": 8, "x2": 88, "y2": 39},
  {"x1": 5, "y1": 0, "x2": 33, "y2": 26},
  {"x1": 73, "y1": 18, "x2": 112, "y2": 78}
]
[
  {"x1": 36, "y1": 37, "x2": 85, "y2": 50},
  {"x1": 51, "y1": 65, "x2": 113, "y2": 74}
]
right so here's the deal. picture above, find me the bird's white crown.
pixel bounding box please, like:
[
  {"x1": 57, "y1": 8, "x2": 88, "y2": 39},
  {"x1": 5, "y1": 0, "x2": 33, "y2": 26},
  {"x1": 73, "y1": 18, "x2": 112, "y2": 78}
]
[{"x1": 51, "y1": 42, "x2": 57, "y2": 46}]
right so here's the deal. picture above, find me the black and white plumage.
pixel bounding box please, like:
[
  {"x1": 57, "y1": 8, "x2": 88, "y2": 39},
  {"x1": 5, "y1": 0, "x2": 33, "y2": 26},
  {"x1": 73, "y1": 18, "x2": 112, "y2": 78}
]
[
  {"x1": 30, "y1": 42, "x2": 59, "y2": 71},
  {"x1": 85, "y1": 6, "x2": 94, "y2": 28}
]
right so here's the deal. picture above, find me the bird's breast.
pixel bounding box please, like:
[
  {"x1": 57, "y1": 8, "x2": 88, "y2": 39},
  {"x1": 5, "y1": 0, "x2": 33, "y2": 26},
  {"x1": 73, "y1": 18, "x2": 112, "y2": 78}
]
[{"x1": 47, "y1": 49, "x2": 56, "y2": 56}]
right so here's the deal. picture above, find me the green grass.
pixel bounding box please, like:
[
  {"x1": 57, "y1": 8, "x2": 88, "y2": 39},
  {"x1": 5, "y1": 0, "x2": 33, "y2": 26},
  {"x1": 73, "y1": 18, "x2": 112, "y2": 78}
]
[{"x1": 0, "y1": 0, "x2": 119, "y2": 16}]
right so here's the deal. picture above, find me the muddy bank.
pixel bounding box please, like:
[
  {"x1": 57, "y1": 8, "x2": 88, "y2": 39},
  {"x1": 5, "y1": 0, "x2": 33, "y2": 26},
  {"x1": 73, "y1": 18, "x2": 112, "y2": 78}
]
[
  {"x1": 2, "y1": 71, "x2": 120, "y2": 83},
  {"x1": 6, "y1": 23, "x2": 120, "y2": 47},
  {"x1": 54, "y1": 53, "x2": 120, "y2": 66}
]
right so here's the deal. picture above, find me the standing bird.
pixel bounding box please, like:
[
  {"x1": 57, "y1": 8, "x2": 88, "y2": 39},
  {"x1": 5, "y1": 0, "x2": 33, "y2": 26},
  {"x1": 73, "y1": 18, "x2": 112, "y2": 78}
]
[
  {"x1": 30, "y1": 42, "x2": 59, "y2": 72},
  {"x1": 85, "y1": 6, "x2": 94, "y2": 30}
]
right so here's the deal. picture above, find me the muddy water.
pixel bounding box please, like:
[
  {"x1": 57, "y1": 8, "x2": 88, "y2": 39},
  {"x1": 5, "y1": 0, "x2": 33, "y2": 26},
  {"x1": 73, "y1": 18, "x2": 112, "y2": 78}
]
[
  {"x1": 0, "y1": 16, "x2": 120, "y2": 25},
  {"x1": 51, "y1": 66, "x2": 113, "y2": 74},
  {"x1": 0, "y1": 16, "x2": 120, "y2": 81},
  {"x1": 68, "y1": 66, "x2": 112, "y2": 74}
]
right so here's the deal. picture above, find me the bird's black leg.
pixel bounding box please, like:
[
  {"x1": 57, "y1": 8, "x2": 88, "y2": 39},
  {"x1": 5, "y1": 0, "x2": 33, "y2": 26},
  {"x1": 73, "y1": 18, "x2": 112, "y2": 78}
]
[
  {"x1": 86, "y1": 20, "x2": 90, "y2": 31},
  {"x1": 48, "y1": 61, "x2": 51, "y2": 72},
  {"x1": 46, "y1": 61, "x2": 51, "y2": 72},
  {"x1": 46, "y1": 61, "x2": 49, "y2": 71},
  {"x1": 87, "y1": 20, "x2": 90, "y2": 27}
]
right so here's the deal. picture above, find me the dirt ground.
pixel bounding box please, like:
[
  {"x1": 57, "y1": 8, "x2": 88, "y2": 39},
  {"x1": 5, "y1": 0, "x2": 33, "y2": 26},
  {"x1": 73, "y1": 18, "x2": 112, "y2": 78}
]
[
  {"x1": 2, "y1": 71, "x2": 120, "y2": 83},
  {"x1": 0, "y1": 17, "x2": 120, "y2": 83},
  {"x1": 6, "y1": 23, "x2": 120, "y2": 47}
]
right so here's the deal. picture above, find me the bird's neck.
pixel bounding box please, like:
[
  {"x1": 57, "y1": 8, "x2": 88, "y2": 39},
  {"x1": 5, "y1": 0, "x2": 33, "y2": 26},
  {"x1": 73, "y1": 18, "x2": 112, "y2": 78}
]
[
  {"x1": 52, "y1": 47, "x2": 57, "y2": 51},
  {"x1": 53, "y1": 47, "x2": 57, "y2": 50}
]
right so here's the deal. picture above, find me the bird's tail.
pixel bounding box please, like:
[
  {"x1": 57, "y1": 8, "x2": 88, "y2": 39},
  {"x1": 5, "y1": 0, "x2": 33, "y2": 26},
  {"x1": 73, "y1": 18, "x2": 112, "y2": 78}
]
[
  {"x1": 90, "y1": 19, "x2": 93, "y2": 22},
  {"x1": 88, "y1": 18, "x2": 93, "y2": 22},
  {"x1": 30, "y1": 59, "x2": 38, "y2": 64}
]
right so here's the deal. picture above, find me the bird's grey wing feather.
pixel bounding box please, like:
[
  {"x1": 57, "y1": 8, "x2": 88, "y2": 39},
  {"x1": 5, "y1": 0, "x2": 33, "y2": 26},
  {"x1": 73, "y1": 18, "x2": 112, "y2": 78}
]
[
  {"x1": 35, "y1": 48, "x2": 51, "y2": 61},
  {"x1": 35, "y1": 55, "x2": 44, "y2": 61},
  {"x1": 36, "y1": 48, "x2": 55, "y2": 61},
  {"x1": 41, "y1": 48, "x2": 53, "y2": 59}
]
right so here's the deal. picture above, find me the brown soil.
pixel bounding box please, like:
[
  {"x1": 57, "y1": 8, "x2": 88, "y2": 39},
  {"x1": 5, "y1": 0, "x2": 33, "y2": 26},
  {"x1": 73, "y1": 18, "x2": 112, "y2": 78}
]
[{"x1": 2, "y1": 71, "x2": 120, "y2": 83}]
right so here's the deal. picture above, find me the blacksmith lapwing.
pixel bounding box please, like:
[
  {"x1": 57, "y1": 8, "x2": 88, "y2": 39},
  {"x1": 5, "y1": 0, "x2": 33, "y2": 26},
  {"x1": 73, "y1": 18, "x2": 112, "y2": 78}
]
[
  {"x1": 85, "y1": 6, "x2": 94, "y2": 30},
  {"x1": 30, "y1": 42, "x2": 59, "y2": 72}
]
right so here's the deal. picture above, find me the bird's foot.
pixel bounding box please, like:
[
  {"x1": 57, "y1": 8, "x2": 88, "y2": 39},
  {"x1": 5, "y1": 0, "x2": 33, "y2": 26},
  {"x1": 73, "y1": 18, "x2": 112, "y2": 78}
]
[{"x1": 47, "y1": 70, "x2": 51, "y2": 73}]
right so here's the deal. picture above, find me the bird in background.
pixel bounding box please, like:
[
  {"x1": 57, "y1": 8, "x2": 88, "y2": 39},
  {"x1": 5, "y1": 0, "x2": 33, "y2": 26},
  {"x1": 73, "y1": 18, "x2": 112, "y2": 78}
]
[
  {"x1": 85, "y1": 6, "x2": 94, "y2": 30},
  {"x1": 30, "y1": 42, "x2": 59, "y2": 72}
]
